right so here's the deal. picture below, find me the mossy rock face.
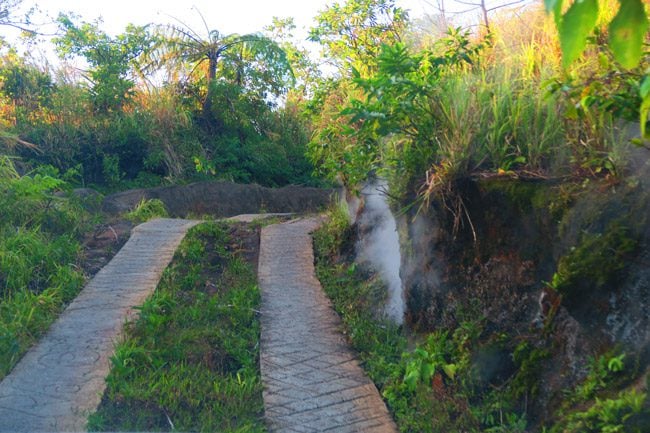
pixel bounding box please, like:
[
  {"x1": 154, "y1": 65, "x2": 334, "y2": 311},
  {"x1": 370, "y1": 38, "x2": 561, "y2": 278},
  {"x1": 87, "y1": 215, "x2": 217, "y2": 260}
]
[
  {"x1": 480, "y1": 178, "x2": 558, "y2": 214},
  {"x1": 469, "y1": 178, "x2": 561, "y2": 277},
  {"x1": 550, "y1": 177, "x2": 649, "y2": 334},
  {"x1": 398, "y1": 178, "x2": 566, "y2": 335},
  {"x1": 470, "y1": 344, "x2": 516, "y2": 388},
  {"x1": 552, "y1": 221, "x2": 638, "y2": 307}
]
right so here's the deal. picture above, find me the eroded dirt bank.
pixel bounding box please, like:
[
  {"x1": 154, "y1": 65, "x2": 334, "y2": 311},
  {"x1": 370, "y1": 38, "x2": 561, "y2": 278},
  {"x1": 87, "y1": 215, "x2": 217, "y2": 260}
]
[
  {"x1": 102, "y1": 181, "x2": 335, "y2": 217},
  {"x1": 393, "y1": 172, "x2": 650, "y2": 428}
]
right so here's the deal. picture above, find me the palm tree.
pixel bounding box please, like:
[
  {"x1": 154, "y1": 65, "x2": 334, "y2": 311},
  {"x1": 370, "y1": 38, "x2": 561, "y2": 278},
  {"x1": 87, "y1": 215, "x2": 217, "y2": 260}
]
[{"x1": 149, "y1": 9, "x2": 293, "y2": 118}]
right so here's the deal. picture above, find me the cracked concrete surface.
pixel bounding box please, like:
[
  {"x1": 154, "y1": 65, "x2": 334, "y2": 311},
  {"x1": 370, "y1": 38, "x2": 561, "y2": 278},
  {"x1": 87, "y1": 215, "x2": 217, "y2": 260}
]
[
  {"x1": 0, "y1": 218, "x2": 199, "y2": 432},
  {"x1": 259, "y1": 218, "x2": 398, "y2": 433}
]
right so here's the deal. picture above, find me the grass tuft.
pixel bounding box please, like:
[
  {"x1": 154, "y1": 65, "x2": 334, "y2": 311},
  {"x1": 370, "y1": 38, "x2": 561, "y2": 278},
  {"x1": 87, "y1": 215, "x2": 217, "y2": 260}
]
[{"x1": 125, "y1": 198, "x2": 169, "y2": 223}]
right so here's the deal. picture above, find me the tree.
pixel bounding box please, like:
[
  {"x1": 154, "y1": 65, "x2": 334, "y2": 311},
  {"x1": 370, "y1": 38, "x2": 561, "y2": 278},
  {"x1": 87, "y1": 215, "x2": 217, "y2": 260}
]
[
  {"x1": 308, "y1": 0, "x2": 409, "y2": 77},
  {"x1": 149, "y1": 11, "x2": 293, "y2": 117},
  {"x1": 54, "y1": 15, "x2": 154, "y2": 112},
  {"x1": 452, "y1": 0, "x2": 527, "y2": 32},
  {"x1": 0, "y1": 50, "x2": 53, "y2": 112},
  {"x1": 264, "y1": 17, "x2": 322, "y2": 98},
  {"x1": 0, "y1": 0, "x2": 34, "y2": 33}
]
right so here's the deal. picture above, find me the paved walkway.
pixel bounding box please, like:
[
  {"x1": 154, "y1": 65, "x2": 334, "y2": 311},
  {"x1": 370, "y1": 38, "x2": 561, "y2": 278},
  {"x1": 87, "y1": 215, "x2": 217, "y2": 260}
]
[
  {"x1": 227, "y1": 212, "x2": 294, "y2": 223},
  {"x1": 258, "y1": 218, "x2": 398, "y2": 433},
  {"x1": 0, "y1": 218, "x2": 199, "y2": 432}
]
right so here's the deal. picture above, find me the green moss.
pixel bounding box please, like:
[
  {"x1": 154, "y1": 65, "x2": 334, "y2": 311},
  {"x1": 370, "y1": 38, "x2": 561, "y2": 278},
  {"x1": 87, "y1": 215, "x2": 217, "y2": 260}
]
[
  {"x1": 550, "y1": 220, "x2": 638, "y2": 299},
  {"x1": 480, "y1": 179, "x2": 554, "y2": 213},
  {"x1": 509, "y1": 342, "x2": 551, "y2": 400}
]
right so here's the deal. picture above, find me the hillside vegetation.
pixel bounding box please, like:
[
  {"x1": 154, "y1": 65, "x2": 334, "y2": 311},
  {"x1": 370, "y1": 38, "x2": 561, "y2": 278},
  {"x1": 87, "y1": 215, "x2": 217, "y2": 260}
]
[{"x1": 1, "y1": 0, "x2": 649, "y2": 431}]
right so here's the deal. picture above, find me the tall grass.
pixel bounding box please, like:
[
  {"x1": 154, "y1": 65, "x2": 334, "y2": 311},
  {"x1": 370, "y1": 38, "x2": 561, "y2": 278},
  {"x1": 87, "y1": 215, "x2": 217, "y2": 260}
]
[
  {"x1": 433, "y1": 6, "x2": 566, "y2": 175},
  {"x1": 346, "y1": 4, "x2": 634, "y2": 204},
  {"x1": 0, "y1": 157, "x2": 87, "y2": 379}
]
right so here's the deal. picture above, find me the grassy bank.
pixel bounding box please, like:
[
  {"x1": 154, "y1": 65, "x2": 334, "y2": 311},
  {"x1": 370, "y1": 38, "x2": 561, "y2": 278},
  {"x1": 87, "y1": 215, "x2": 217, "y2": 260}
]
[
  {"x1": 0, "y1": 157, "x2": 89, "y2": 380},
  {"x1": 88, "y1": 221, "x2": 264, "y2": 432}
]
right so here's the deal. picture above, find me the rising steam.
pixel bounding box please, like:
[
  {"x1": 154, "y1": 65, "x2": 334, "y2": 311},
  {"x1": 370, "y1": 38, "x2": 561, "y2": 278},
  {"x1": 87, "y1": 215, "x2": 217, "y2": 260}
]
[{"x1": 354, "y1": 180, "x2": 405, "y2": 324}]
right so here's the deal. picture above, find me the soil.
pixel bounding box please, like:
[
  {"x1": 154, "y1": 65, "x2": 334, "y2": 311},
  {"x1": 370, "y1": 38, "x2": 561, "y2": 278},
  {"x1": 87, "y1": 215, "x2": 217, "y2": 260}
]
[
  {"x1": 224, "y1": 221, "x2": 261, "y2": 272},
  {"x1": 79, "y1": 217, "x2": 134, "y2": 278},
  {"x1": 77, "y1": 213, "x2": 285, "y2": 284}
]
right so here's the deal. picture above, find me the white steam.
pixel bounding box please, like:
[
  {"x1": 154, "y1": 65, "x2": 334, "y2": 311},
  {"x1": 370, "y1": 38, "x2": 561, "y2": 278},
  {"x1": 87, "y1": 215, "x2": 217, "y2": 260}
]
[{"x1": 355, "y1": 180, "x2": 405, "y2": 324}]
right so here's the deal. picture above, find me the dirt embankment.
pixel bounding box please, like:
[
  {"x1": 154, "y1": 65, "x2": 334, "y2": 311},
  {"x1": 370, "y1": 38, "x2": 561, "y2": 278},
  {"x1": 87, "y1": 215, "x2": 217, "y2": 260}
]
[
  {"x1": 102, "y1": 181, "x2": 336, "y2": 217},
  {"x1": 395, "y1": 174, "x2": 650, "y2": 427}
]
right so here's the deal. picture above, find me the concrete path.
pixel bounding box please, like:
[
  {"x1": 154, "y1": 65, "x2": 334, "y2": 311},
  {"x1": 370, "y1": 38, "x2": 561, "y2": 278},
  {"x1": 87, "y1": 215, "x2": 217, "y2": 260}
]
[
  {"x1": 258, "y1": 218, "x2": 398, "y2": 433},
  {"x1": 227, "y1": 213, "x2": 294, "y2": 223},
  {"x1": 0, "y1": 218, "x2": 199, "y2": 432}
]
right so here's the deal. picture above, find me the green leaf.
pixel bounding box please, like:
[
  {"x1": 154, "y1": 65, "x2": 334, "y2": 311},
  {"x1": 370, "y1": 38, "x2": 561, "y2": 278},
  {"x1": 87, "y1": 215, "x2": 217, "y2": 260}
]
[
  {"x1": 641, "y1": 75, "x2": 650, "y2": 100},
  {"x1": 442, "y1": 363, "x2": 458, "y2": 380},
  {"x1": 544, "y1": 0, "x2": 561, "y2": 12},
  {"x1": 640, "y1": 75, "x2": 650, "y2": 139},
  {"x1": 421, "y1": 362, "x2": 436, "y2": 381},
  {"x1": 559, "y1": 0, "x2": 599, "y2": 68},
  {"x1": 545, "y1": 0, "x2": 564, "y2": 25},
  {"x1": 609, "y1": 0, "x2": 649, "y2": 69},
  {"x1": 607, "y1": 354, "x2": 625, "y2": 372},
  {"x1": 403, "y1": 368, "x2": 419, "y2": 391}
]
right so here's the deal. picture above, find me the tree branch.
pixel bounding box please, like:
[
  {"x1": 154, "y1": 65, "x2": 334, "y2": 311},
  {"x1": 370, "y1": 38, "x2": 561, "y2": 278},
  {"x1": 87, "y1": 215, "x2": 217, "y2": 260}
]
[{"x1": 486, "y1": 0, "x2": 527, "y2": 12}]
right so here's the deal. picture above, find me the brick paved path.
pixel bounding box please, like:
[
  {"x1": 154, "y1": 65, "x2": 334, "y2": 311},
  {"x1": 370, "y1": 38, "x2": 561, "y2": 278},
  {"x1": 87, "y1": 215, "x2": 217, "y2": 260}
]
[
  {"x1": 0, "y1": 218, "x2": 199, "y2": 432},
  {"x1": 258, "y1": 218, "x2": 398, "y2": 433}
]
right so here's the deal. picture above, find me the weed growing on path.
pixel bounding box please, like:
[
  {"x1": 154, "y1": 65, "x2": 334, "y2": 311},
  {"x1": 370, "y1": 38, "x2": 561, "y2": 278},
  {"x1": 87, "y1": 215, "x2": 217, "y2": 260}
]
[
  {"x1": 88, "y1": 221, "x2": 264, "y2": 432},
  {"x1": 124, "y1": 198, "x2": 169, "y2": 223}
]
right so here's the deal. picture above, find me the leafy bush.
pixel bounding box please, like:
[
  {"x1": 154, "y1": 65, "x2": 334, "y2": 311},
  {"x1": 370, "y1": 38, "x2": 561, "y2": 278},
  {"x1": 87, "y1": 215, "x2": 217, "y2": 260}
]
[{"x1": 558, "y1": 390, "x2": 648, "y2": 433}]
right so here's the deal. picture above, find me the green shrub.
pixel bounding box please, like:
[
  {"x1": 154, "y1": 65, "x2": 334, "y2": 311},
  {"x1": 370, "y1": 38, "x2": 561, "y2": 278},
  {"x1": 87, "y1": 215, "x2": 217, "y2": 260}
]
[
  {"x1": 0, "y1": 157, "x2": 86, "y2": 379},
  {"x1": 125, "y1": 198, "x2": 169, "y2": 223},
  {"x1": 557, "y1": 390, "x2": 648, "y2": 433}
]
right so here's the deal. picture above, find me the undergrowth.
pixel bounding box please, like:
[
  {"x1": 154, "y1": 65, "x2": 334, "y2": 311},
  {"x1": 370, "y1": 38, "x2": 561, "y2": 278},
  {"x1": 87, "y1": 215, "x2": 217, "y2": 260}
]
[
  {"x1": 0, "y1": 156, "x2": 88, "y2": 380},
  {"x1": 313, "y1": 205, "x2": 650, "y2": 432},
  {"x1": 313, "y1": 206, "x2": 531, "y2": 432},
  {"x1": 87, "y1": 221, "x2": 264, "y2": 432}
]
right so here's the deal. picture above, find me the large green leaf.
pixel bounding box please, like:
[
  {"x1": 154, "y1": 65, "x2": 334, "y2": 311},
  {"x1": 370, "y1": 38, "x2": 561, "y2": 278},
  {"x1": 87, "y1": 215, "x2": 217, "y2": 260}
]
[
  {"x1": 544, "y1": 0, "x2": 561, "y2": 12},
  {"x1": 545, "y1": 0, "x2": 564, "y2": 25},
  {"x1": 559, "y1": 0, "x2": 599, "y2": 68},
  {"x1": 609, "y1": 0, "x2": 649, "y2": 69}
]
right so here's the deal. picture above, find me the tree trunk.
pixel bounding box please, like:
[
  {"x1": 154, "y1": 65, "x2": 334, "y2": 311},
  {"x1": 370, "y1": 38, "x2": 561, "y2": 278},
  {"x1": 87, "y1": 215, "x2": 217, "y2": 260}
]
[
  {"x1": 203, "y1": 54, "x2": 218, "y2": 125},
  {"x1": 480, "y1": 0, "x2": 490, "y2": 32}
]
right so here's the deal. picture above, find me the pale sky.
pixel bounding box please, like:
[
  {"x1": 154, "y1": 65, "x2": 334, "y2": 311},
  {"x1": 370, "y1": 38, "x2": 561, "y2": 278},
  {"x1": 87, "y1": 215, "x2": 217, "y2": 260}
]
[
  {"x1": 0, "y1": 0, "x2": 444, "y2": 65},
  {"x1": 3, "y1": 0, "x2": 528, "y2": 68},
  {"x1": 24, "y1": 0, "x2": 434, "y2": 37}
]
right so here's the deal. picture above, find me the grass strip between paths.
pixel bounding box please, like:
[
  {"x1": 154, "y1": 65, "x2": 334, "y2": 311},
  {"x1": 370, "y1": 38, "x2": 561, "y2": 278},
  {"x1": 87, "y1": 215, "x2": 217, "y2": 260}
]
[{"x1": 88, "y1": 221, "x2": 265, "y2": 432}]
